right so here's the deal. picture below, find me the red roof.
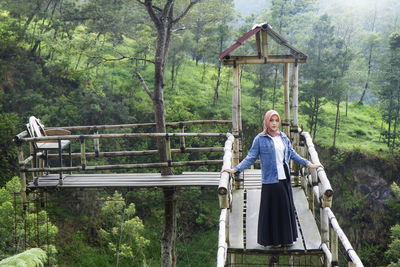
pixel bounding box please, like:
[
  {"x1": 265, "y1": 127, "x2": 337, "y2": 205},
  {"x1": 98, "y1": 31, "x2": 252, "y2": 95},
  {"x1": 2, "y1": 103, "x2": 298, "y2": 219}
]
[
  {"x1": 218, "y1": 23, "x2": 307, "y2": 60},
  {"x1": 218, "y1": 26, "x2": 263, "y2": 59}
]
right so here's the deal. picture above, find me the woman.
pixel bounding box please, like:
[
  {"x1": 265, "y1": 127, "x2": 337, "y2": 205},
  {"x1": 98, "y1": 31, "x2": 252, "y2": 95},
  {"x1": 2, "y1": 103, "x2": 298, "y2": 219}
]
[{"x1": 221, "y1": 110, "x2": 322, "y2": 247}]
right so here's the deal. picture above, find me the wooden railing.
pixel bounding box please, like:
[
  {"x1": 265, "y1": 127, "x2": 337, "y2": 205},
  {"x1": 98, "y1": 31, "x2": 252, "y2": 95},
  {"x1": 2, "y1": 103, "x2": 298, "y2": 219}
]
[
  {"x1": 216, "y1": 130, "x2": 363, "y2": 267},
  {"x1": 14, "y1": 120, "x2": 231, "y2": 202},
  {"x1": 217, "y1": 133, "x2": 234, "y2": 267},
  {"x1": 301, "y1": 132, "x2": 363, "y2": 267}
]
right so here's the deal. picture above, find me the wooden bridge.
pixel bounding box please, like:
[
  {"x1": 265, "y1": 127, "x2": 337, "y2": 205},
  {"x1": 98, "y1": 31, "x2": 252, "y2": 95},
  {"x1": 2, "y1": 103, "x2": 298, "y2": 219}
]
[
  {"x1": 14, "y1": 119, "x2": 363, "y2": 266},
  {"x1": 13, "y1": 23, "x2": 364, "y2": 266}
]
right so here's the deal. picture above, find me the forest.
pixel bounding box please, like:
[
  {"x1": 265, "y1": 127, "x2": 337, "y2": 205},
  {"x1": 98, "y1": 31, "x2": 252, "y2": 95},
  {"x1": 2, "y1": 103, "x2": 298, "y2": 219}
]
[{"x1": 1, "y1": 0, "x2": 400, "y2": 266}]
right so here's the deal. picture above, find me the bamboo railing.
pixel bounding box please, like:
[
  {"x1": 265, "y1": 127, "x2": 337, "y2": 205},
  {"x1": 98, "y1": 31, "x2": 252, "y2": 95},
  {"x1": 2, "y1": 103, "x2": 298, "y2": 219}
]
[
  {"x1": 14, "y1": 120, "x2": 232, "y2": 189},
  {"x1": 216, "y1": 130, "x2": 363, "y2": 267},
  {"x1": 218, "y1": 133, "x2": 235, "y2": 209},
  {"x1": 217, "y1": 133, "x2": 234, "y2": 267},
  {"x1": 301, "y1": 132, "x2": 363, "y2": 267}
]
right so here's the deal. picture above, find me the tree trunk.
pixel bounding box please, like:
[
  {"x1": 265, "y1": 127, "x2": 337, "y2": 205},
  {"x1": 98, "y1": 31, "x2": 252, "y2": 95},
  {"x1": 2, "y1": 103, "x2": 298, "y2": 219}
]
[
  {"x1": 333, "y1": 99, "x2": 340, "y2": 147},
  {"x1": 171, "y1": 57, "x2": 175, "y2": 90},
  {"x1": 161, "y1": 187, "x2": 177, "y2": 266},
  {"x1": 202, "y1": 61, "x2": 206, "y2": 82},
  {"x1": 214, "y1": 60, "x2": 222, "y2": 106},
  {"x1": 214, "y1": 34, "x2": 224, "y2": 106},
  {"x1": 359, "y1": 46, "x2": 373, "y2": 103},
  {"x1": 140, "y1": 2, "x2": 200, "y2": 265},
  {"x1": 392, "y1": 85, "x2": 400, "y2": 148},
  {"x1": 150, "y1": 9, "x2": 175, "y2": 267},
  {"x1": 359, "y1": 7, "x2": 377, "y2": 103},
  {"x1": 309, "y1": 96, "x2": 316, "y2": 135},
  {"x1": 312, "y1": 98, "x2": 319, "y2": 139},
  {"x1": 272, "y1": 66, "x2": 278, "y2": 110}
]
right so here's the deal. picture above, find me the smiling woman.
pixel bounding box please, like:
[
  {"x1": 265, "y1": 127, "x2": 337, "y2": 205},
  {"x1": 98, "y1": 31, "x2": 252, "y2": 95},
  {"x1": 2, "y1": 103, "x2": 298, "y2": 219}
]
[{"x1": 221, "y1": 110, "x2": 323, "y2": 247}]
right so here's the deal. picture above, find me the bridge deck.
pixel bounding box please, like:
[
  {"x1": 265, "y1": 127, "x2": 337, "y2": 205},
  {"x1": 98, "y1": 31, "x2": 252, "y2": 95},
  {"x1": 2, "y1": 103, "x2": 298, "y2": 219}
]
[
  {"x1": 27, "y1": 172, "x2": 221, "y2": 189},
  {"x1": 229, "y1": 169, "x2": 322, "y2": 255},
  {"x1": 29, "y1": 169, "x2": 322, "y2": 256}
]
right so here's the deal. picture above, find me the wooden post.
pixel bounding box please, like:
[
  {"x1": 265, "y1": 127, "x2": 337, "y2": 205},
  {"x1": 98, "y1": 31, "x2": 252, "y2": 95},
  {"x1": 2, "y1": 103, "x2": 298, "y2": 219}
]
[
  {"x1": 179, "y1": 124, "x2": 185, "y2": 152},
  {"x1": 331, "y1": 227, "x2": 339, "y2": 266},
  {"x1": 232, "y1": 65, "x2": 241, "y2": 189},
  {"x1": 308, "y1": 175, "x2": 315, "y2": 215},
  {"x1": 291, "y1": 62, "x2": 299, "y2": 127},
  {"x1": 289, "y1": 256, "x2": 294, "y2": 267},
  {"x1": 219, "y1": 133, "x2": 234, "y2": 208},
  {"x1": 58, "y1": 139, "x2": 63, "y2": 183},
  {"x1": 80, "y1": 136, "x2": 86, "y2": 170},
  {"x1": 231, "y1": 62, "x2": 241, "y2": 266},
  {"x1": 29, "y1": 142, "x2": 36, "y2": 179},
  {"x1": 94, "y1": 128, "x2": 100, "y2": 156},
  {"x1": 261, "y1": 30, "x2": 268, "y2": 58},
  {"x1": 256, "y1": 32, "x2": 261, "y2": 58},
  {"x1": 321, "y1": 207, "x2": 330, "y2": 266},
  {"x1": 217, "y1": 209, "x2": 228, "y2": 267},
  {"x1": 17, "y1": 144, "x2": 28, "y2": 206},
  {"x1": 284, "y1": 63, "x2": 290, "y2": 136},
  {"x1": 166, "y1": 135, "x2": 172, "y2": 165},
  {"x1": 321, "y1": 243, "x2": 332, "y2": 267}
]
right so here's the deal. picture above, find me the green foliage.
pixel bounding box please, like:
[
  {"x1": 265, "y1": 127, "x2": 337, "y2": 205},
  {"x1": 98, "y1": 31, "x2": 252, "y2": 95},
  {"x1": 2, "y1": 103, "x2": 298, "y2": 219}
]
[
  {"x1": 0, "y1": 248, "x2": 46, "y2": 267},
  {"x1": 2, "y1": 0, "x2": 400, "y2": 265},
  {"x1": 358, "y1": 243, "x2": 383, "y2": 267},
  {"x1": 0, "y1": 177, "x2": 58, "y2": 261},
  {"x1": 386, "y1": 224, "x2": 400, "y2": 266},
  {"x1": 98, "y1": 191, "x2": 149, "y2": 265},
  {"x1": 0, "y1": 113, "x2": 19, "y2": 186},
  {"x1": 392, "y1": 182, "x2": 400, "y2": 199}
]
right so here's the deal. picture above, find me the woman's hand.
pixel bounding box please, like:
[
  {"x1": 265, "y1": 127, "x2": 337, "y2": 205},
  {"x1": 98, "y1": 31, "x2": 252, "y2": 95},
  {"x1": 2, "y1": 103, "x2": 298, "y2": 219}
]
[
  {"x1": 306, "y1": 162, "x2": 324, "y2": 169},
  {"x1": 220, "y1": 168, "x2": 237, "y2": 174}
]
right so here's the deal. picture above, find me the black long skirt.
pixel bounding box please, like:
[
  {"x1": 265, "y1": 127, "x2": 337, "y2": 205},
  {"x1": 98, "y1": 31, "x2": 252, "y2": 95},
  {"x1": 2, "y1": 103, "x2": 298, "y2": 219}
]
[{"x1": 257, "y1": 179, "x2": 298, "y2": 246}]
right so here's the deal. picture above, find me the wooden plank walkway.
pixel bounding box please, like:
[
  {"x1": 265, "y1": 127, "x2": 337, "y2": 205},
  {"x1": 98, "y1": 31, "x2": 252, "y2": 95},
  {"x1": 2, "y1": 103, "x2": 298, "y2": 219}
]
[
  {"x1": 228, "y1": 169, "x2": 323, "y2": 255},
  {"x1": 29, "y1": 168, "x2": 322, "y2": 256},
  {"x1": 27, "y1": 172, "x2": 221, "y2": 189}
]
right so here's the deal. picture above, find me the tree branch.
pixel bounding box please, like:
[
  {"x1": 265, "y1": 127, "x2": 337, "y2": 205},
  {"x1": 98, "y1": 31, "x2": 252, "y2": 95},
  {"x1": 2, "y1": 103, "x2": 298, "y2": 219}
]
[
  {"x1": 144, "y1": 0, "x2": 162, "y2": 28},
  {"x1": 162, "y1": 0, "x2": 174, "y2": 21},
  {"x1": 136, "y1": 72, "x2": 154, "y2": 100},
  {"x1": 136, "y1": 0, "x2": 162, "y2": 12},
  {"x1": 172, "y1": 0, "x2": 201, "y2": 24},
  {"x1": 86, "y1": 54, "x2": 155, "y2": 64}
]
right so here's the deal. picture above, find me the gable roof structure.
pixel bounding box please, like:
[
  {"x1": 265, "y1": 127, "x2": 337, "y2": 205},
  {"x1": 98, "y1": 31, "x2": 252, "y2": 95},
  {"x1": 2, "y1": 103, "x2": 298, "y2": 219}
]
[{"x1": 219, "y1": 23, "x2": 307, "y2": 65}]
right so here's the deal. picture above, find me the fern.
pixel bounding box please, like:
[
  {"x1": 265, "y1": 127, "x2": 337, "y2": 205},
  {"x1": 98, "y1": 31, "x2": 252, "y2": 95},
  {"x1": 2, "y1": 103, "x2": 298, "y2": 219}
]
[{"x1": 0, "y1": 248, "x2": 47, "y2": 267}]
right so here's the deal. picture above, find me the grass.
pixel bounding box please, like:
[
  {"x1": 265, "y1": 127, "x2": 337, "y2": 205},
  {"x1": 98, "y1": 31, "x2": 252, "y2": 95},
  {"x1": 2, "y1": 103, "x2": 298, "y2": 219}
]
[{"x1": 299, "y1": 101, "x2": 388, "y2": 153}]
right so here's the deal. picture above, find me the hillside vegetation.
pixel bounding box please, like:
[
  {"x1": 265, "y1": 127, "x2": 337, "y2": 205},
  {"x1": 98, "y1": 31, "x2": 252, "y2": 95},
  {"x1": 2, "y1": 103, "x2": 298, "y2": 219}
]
[{"x1": 1, "y1": 0, "x2": 400, "y2": 266}]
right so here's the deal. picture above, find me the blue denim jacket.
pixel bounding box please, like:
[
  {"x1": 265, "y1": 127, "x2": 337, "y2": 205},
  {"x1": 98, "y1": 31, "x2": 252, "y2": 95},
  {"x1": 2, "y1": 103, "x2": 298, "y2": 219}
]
[{"x1": 234, "y1": 132, "x2": 308, "y2": 184}]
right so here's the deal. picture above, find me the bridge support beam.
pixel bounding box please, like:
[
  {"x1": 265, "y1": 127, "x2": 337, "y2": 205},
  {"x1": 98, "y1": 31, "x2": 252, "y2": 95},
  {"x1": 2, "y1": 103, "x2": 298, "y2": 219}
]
[
  {"x1": 321, "y1": 207, "x2": 330, "y2": 267},
  {"x1": 232, "y1": 64, "x2": 242, "y2": 189},
  {"x1": 283, "y1": 63, "x2": 290, "y2": 137}
]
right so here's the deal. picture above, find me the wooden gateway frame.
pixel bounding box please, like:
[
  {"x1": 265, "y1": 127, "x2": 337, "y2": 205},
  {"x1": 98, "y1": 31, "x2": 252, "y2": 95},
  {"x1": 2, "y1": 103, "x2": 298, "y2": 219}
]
[
  {"x1": 219, "y1": 23, "x2": 307, "y2": 171},
  {"x1": 217, "y1": 23, "x2": 363, "y2": 267}
]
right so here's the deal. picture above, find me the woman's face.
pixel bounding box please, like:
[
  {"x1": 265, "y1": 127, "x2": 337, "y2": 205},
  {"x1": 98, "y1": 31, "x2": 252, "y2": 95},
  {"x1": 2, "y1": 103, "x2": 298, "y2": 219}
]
[{"x1": 269, "y1": 115, "x2": 279, "y2": 131}]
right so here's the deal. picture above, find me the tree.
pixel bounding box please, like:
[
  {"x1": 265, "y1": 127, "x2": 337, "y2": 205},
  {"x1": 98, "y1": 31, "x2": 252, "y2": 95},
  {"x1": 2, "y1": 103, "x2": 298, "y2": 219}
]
[
  {"x1": 378, "y1": 32, "x2": 400, "y2": 148},
  {"x1": 386, "y1": 182, "x2": 400, "y2": 266},
  {"x1": 329, "y1": 38, "x2": 353, "y2": 147},
  {"x1": 259, "y1": 0, "x2": 316, "y2": 109},
  {"x1": 301, "y1": 14, "x2": 336, "y2": 139},
  {"x1": 99, "y1": 191, "x2": 149, "y2": 266},
  {"x1": 359, "y1": 5, "x2": 379, "y2": 104},
  {"x1": 134, "y1": 1, "x2": 200, "y2": 266}
]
